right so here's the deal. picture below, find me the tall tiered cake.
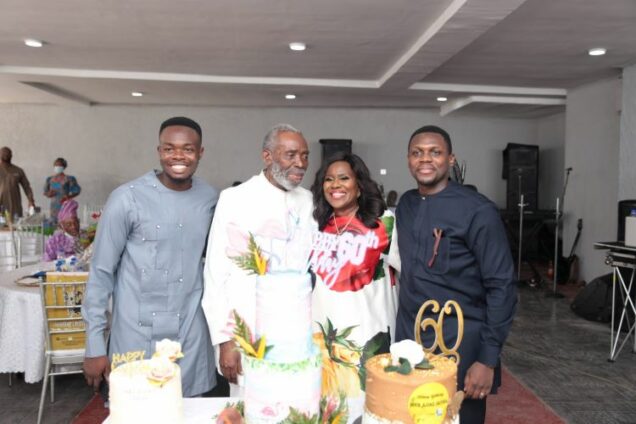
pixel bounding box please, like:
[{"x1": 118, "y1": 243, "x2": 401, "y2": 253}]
[
  {"x1": 241, "y1": 271, "x2": 322, "y2": 422},
  {"x1": 230, "y1": 234, "x2": 323, "y2": 423}
]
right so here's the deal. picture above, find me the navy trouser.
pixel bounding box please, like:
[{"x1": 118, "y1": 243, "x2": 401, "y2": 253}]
[{"x1": 460, "y1": 397, "x2": 487, "y2": 424}]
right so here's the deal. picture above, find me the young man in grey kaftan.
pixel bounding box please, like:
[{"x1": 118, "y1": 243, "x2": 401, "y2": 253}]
[{"x1": 82, "y1": 117, "x2": 218, "y2": 397}]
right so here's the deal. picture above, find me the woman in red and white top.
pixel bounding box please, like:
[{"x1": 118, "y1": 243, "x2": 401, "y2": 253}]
[{"x1": 310, "y1": 152, "x2": 397, "y2": 398}]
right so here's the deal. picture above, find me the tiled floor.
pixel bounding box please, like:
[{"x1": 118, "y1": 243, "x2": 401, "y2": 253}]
[
  {"x1": 1, "y1": 278, "x2": 635, "y2": 424},
  {"x1": 0, "y1": 372, "x2": 92, "y2": 424},
  {"x1": 503, "y1": 281, "x2": 636, "y2": 424}
]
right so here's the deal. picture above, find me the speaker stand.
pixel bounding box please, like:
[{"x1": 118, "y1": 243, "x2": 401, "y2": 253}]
[{"x1": 546, "y1": 197, "x2": 564, "y2": 298}]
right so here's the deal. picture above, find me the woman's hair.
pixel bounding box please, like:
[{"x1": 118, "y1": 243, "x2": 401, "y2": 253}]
[
  {"x1": 55, "y1": 157, "x2": 67, "y2": 168},
  {"x1": 311, "y1": 152, "x2": 386, "y2": 230}
]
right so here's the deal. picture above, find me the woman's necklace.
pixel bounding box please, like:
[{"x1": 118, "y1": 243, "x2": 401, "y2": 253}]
[{"x1": 332, "y1": 207, "x2": 359, "y2": 235}]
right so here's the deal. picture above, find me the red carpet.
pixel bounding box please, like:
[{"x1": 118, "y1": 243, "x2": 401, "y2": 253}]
[
  {"x1": 72, "y1": 394, "x2": 108, "y2": 424},
  {"x1": 485, "y1": 366, "x2": 564, "y2": 424},
  {"x1": 72, "y1": 367, "x2": 564, "y2": 423}
]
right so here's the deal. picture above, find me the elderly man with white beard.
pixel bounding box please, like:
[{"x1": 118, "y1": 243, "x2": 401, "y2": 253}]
[{"x1": 201, "y1": 123, "x2": 315, "y2": 395}]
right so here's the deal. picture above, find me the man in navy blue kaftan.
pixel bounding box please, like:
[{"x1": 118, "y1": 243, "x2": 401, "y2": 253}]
[{"x1": 394, "y1": 125, "x2": 517, "y2": 424}]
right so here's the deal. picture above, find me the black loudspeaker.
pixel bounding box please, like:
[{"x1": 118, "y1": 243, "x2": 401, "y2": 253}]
[
  {"x1": 319, "y1": 139, "x2": 352, "y2": 162},
  {"x1": 503, "y1": 143, "x2": 539, "y2": 211},
  {"x1": 617, "y1": 200, "x2": 636, "y2": 241},
  {"x1": 571, "y1": 274, "x2": 613, "y2": 323}
]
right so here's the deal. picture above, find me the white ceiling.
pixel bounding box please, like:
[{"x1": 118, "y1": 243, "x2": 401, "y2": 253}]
[{"x1": 1, "y1": 0, "x2": 634, "y2": 117}]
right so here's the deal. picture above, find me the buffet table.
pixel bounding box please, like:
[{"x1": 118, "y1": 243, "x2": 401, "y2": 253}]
[
  {"x1": 0, "y1": 262, "x2": 55, "y2": 382},
  {"x1": 104, "y1": 397, "x2": 364, "y2": 423}
]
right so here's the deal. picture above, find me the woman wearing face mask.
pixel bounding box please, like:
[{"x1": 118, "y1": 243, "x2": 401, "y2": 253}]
[{"x1": 44, "y1": 157, "x2": 81, "y2": 224}]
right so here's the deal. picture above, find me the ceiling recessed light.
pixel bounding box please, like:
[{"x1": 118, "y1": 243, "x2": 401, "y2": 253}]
[
  {"x1": 285, "y1": 94, "x2": 296, "y2": 100},
  {"x1": 131, "y1": 91, "x2": 144, "y2": 97},
  {"x1": 289, "y1": 42, "x2": 306, "y2": 51},
  {"x1": 437, "y1": 96, "x2": 448, "y2": 102},
  {"x1": 24, "y1": 39, "x2": 43, "y2": 48},
  {"x1": 588, "y1": 47, "x2": 607, "y2": 56}
]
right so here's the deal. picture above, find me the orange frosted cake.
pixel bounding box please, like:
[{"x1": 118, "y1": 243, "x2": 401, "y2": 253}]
[
  {"x1": 363, "y1": 298, "x2": 465, "y2": 424},
  {"x1": 364, "y1": 352, "x2": 458, "y2": 424}
]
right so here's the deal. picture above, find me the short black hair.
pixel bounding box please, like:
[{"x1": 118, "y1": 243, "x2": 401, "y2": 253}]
[
  {"x1": 408, "y1": 125, "x2": 452, "y2": 153},
  {"x1": 55, "y1": 157, "x2": 67, "y2": 168},
  {"x1": 159, "y1": 116, "x2": 202, "y2": 140}
]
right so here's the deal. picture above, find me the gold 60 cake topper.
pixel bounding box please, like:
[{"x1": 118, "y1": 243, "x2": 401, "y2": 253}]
[{"x1": 413, "y1": 300, "x2": 464, "y2": 364}]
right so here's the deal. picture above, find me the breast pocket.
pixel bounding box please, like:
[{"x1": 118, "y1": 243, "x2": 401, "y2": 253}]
[
  {"x1": 141, "y1": 222, "x2": 182, "y2": 276},
  {"x1": 151, "y1": 311, "x2": 180, "y2": 342},
  {"x1": 427, "y1": 235, "x2": 450, "y2": 275}
]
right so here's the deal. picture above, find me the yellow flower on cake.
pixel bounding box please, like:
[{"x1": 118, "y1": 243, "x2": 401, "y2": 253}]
[
  {"x1": 331, "y1": 343, "x2": 361, "y2": 365},
  {"x1": 314, "y1": 322, "x2": 363, "y2": 397},
  {"x1": 314, "y1": 333, "x2": 338, "y2": 395}
]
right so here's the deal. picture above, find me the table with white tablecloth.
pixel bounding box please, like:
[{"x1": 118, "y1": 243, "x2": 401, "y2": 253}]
[
  {"x1": 103, "y1": 397, "x2": 364, "y2": 424},
  {"x1": 0, "y1": 262, "x2": 55, "y2": 383}
]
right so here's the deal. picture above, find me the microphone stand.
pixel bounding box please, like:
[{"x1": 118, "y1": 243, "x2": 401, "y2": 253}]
[
  {"x1": 546, "y1": 197, "x2": 564, "y2": 298},
  {"x1": 517, "y1": 194, "x2": 525, "y2": 282}
]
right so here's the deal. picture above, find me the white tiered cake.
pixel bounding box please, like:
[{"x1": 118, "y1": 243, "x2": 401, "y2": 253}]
[{"x1": 240, "y1": 271, "x2": 323, "y2": 423}]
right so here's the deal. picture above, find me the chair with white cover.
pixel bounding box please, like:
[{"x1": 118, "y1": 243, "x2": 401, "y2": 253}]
[{"x1": 37, "y1": 272, "x2": 87, "y2": 424}]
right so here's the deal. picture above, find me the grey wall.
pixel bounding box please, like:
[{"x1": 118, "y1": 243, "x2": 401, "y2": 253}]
[
  {"x1": 535, "y1": 113, "x2": 566, "y2": 210},
  {"x1": 564, "y1": 77, "x2": 621, "y2": 283},
  {"x1": 619, "y1": 65, "x2": 636, "y2": 200},
  {"x1": 0, "y1": 104, "x2": 563, "y2": 218}
]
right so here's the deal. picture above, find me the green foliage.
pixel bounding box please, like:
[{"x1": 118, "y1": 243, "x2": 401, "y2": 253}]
[
  {"x1": 384, "y1": 357, "x2": 413, "y2": 375},
  {"x1": 317, "y1": 319, "x2": 361, "y2": 368},
  {"x1": 279, "y1": 408, "x2": 318, "y2": 424},
  {"x1": 230, "y1": 233, "x2": 267, "y2": 275},
  {"x1": 381, "y1": 215, "x2": 395, "y2": 253},
  {"x1": 223, "y1": 400, "x2": 244, "y2": 416},
  {"x1": 232, "y1": 310, "x2": 253, "y2": 344},
  {"x1": 358, "y1": 330, "x2": 391, "y2": 390},
  {"x1": 280, "y1": 394, "x2": 349, "y2": 424},
  {"x1": 384, "y1": 356, "x2": 435, "y2": 375},
  {"x1": 372, "y1": 258, "x2": 385, "y2": 281},
  {"x1": 414, "y1": 357, "x2": 434, "y2": 370}
]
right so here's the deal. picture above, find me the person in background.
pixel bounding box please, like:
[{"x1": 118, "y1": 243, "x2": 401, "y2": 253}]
[
  {"x1": 386, "y1": 189, "x2": 398, "y2": 213},
  {"x1": 82, "y1": 116, "x2": 219, "y2": 398},
  {"x1": 310, "y1": 152, "x2": 397, "y2": 399},
  {"x1": 394, "y1": 125, "x2": 516, "y2": 424},
  {"x1": 44, "y1": 157, "x2": 81, "y2": 224},
  {"x1": 43, "y1": 199, "x2": 84, "y2": 261},
  {"x1": 0, "y1": 146, "x2": 36, "y2": 220}
]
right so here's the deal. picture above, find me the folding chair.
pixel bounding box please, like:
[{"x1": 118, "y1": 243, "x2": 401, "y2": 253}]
[{"x1": 37, "y1": 272, "x2": 88, "y2": 424}]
